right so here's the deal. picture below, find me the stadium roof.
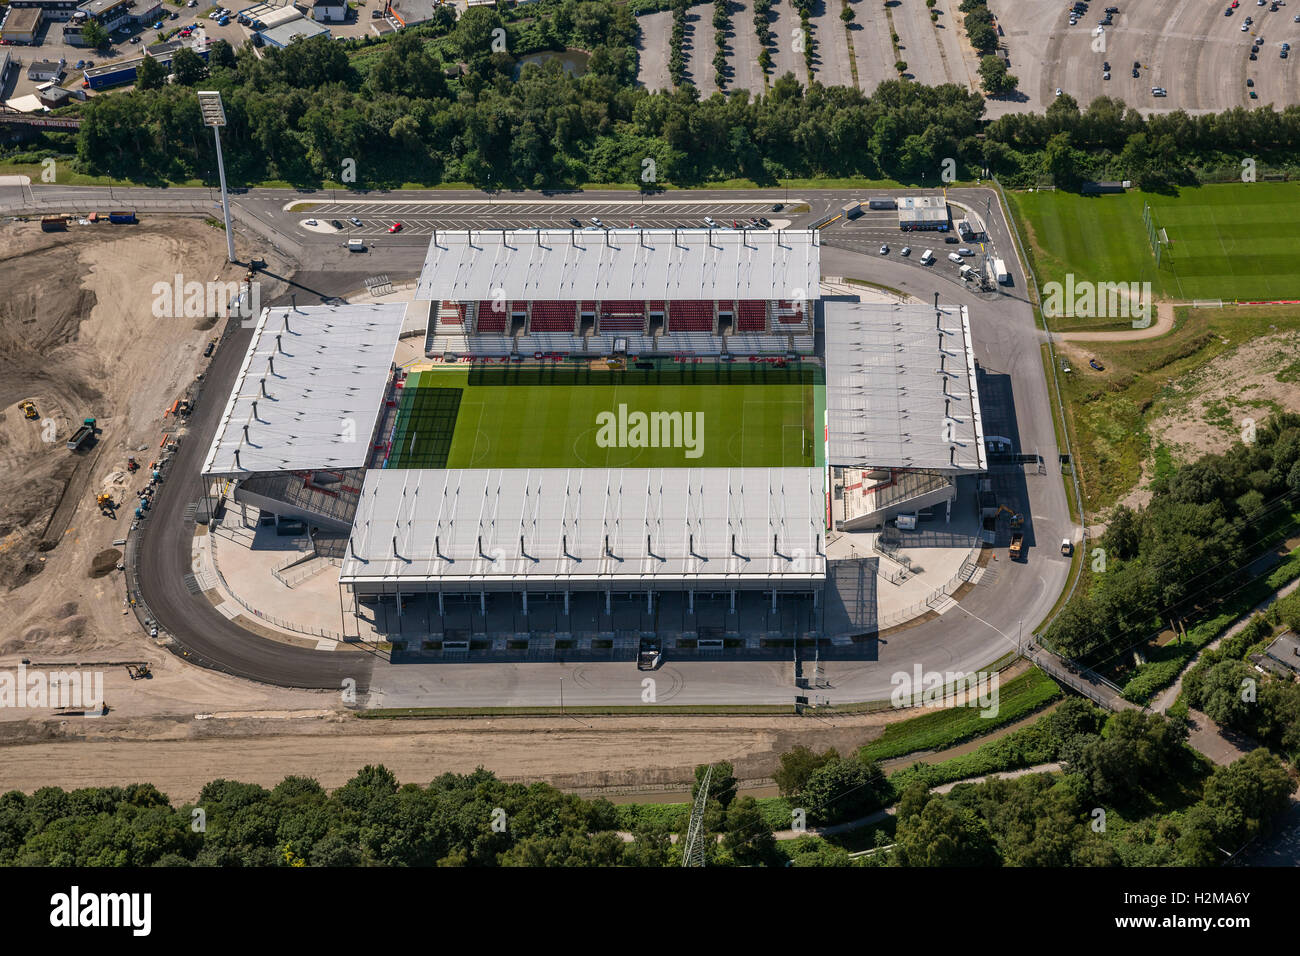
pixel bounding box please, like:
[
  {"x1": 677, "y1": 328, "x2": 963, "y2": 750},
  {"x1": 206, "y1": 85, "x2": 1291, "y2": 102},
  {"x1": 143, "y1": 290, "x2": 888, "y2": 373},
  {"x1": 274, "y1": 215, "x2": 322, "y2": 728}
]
[
  {"x1": 340, "y1": 467, "x2": 826, "y2": 590},
  {"x1": 823, "y1": 301, "x2": 986, "y2": 472},
  {"x1": 201, "y1": 303, "x2": 407, "y2": 478},
  {"x1": 415, "y1": 228, "x2": 821, "y2": 304}
]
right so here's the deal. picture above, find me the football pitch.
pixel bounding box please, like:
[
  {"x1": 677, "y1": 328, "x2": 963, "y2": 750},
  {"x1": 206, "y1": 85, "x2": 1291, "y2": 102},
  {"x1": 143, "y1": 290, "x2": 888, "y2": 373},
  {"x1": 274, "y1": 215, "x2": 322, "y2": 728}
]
[
  {"x1": 1010, "y1": 182, "x2": 1300, "y2": 325},
  {"x1": 385, "y1": 364, "x2": 825, "y2": 469}
]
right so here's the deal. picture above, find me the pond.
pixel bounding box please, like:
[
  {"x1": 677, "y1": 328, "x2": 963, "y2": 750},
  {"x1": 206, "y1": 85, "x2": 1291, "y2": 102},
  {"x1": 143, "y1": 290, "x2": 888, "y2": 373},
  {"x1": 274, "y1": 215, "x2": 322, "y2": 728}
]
[{"x1": 513, "y1": 49, "x2": 590, "y2": 79}]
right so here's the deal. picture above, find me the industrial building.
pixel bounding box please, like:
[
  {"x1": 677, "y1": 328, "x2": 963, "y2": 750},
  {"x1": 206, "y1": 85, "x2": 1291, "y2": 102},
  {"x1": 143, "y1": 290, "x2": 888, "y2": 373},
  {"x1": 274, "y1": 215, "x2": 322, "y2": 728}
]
[
  {"x1": 307, "y1": 0, "x2": 348, "y2": 22},
  {"x1": 897, "y1": 195, "x2": 951, "y2": 231},
  {"x1": 7, "y1": 0, "x2": 81, "y2": 23},
  {"x1": 83, "y1": 37, "x2": 210, "y2": 90},
  {"x1": 26, "y1": 58, "x2": 64, "y2": 82},
  {"x1": 1, "y1": 7, "x2": 44, "y2": 44},
  {"x1": 257, "y1": 15, "x2": 328, "y2": 47}
]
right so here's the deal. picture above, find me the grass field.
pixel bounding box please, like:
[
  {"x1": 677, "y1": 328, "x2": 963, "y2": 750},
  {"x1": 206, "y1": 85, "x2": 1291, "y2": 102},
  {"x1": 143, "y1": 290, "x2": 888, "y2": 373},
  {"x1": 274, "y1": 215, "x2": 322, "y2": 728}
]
[
  {"x1": 386, "y1": 363, "x2": 824, "y2": 469},
  {"x1": 1009, "y1": 183, "x2": 1300, "y2": 327}
]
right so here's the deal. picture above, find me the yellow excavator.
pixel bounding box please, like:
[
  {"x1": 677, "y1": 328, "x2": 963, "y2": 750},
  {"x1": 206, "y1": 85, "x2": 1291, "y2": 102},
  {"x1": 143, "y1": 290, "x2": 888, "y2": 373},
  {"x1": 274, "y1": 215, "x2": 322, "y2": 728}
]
[
  {"x1": 20, "y1": 400, "x2": 39, "y2": 420},
  {"x1": 993, "y1": 504, "x2": 1025, "y2": 529},
  {"x1": 95, "y1": 492, "x2": 114, "y2": 515}
]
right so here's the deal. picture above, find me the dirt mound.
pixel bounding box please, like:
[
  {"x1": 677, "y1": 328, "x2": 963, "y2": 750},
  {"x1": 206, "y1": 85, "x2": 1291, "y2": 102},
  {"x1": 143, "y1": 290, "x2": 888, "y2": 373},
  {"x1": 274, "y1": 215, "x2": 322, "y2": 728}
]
[
  {"x1": 89, "y1": 548, "x2": 122, "y2": 578},
  {"x1": 53, "y1": 601, "x2": 78, "y2": 619}
]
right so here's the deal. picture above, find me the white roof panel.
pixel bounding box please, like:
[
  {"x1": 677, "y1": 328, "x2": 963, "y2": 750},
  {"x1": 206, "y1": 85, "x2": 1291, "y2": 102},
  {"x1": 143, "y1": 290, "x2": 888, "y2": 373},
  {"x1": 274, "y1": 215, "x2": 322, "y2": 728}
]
[
  {"x1": 201, "y1": 303, "x2": 407, "y2": 477},
  {"x1": 823, "y1": 301, "x2": 986, "y2": 472},
  {"x1": 415, "y1": 228, "x2": 821, "y2": 304},
  {"x1": 340, "y1": 467, "x2": 826, "y2": 588}
]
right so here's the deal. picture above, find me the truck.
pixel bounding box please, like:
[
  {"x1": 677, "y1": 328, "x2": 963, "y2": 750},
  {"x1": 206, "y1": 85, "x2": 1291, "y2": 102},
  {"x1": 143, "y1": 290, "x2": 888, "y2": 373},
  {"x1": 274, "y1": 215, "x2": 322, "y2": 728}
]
[
  {"x1": 67, "y1": 417, "x2": 96, "y2": 451},
  {"x1": 1009, "y1": 532, "x2": 1025, "y2": 560},
  {"x1": 867, "y1": 197, "x2": 896, "y2": 210},
  {"x1": 841, "y1": 200, "x2": 862, "y2": 220},
  {"x1": 108, "y1": 210, "x2": 137, "y2": 224},
  {"x1": 959, "y1": 264, "x2": 978, "y2": 282},
  {"x1": 990, "y1": 258, "x2": 1010, "y2": 284},
  {"x1": 347, "y1": 238, "x2": 365, "y2": 252}
]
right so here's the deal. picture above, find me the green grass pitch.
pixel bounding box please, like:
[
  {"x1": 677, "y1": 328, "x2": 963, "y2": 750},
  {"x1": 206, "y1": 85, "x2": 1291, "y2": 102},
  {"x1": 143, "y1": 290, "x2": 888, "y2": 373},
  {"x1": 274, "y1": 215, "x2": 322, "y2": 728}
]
[
  {"x1": 1008, "y1": 182, "x2": 1300, "y2": 326},
  {"x1": 385, "y1": 364, "x2": 824, "y2": 470}
]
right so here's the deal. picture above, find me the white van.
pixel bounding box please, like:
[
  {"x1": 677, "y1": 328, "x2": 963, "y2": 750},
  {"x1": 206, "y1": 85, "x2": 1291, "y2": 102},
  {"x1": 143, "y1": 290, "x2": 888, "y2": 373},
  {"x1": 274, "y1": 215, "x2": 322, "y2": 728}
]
[
  {"x1": 920, "y1": 249, "x2": 935, "y2": 265},
  {"x1": 948, "y1": 252, "x2": 964, "y2": 264},
  {"x1": 347, "y1": 238, "x2": 365, "y2": 252}
]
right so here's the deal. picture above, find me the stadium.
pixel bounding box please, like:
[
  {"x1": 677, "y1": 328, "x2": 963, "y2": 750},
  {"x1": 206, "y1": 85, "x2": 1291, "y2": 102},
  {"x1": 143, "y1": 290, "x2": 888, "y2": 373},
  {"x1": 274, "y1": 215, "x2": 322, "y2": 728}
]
[{"x1": 199, "y1": 228, "x2": 988, "y2": 654}]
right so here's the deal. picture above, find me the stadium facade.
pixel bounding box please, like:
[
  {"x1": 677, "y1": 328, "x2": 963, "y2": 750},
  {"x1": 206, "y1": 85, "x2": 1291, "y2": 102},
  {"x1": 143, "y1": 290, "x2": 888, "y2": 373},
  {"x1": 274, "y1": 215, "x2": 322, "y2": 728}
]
[{"x1": 200, "y1": 228, "x2": 988, "y2": 649}]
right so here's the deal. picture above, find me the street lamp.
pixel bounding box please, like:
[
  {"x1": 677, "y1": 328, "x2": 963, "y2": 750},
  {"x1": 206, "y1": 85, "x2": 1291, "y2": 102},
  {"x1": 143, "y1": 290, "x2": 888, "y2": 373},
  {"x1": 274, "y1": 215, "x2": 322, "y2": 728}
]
[{"x1": 197, "y1": 90, "x2": 236, "y2": 263}]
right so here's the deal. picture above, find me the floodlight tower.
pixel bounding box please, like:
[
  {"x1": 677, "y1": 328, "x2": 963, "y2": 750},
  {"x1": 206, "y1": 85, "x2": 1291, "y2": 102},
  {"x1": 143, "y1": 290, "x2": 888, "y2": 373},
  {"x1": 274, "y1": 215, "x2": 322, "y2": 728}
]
[{"x1": 197, "y1": 90, "x2": 237, "y2": 263}]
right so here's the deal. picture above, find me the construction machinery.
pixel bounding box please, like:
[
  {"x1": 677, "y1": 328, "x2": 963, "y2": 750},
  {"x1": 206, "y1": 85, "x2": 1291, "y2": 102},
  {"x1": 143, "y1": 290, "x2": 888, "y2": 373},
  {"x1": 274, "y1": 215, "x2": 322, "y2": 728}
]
[
  {"x1": 992, "y1": 504, "x2": 1025, "y2": 529},
  {"x1": 125, "y1": 663, "x2": 151, "y2": 680},
  {"x1": 67, "y1": 417, "x2": 96, "y2": 451},
  {"x1": 1009, "y1": 532, "x2": 1025, "y2": 560},
  {"x1": 126, "y1": 456, "x2": 139, "y2": 472},
  {"x1": 20, "y1": 400, "x2": 39, "y2": 420},
  {"x1": 95, "y1": 492, "x2": 114, "y2": 515}
]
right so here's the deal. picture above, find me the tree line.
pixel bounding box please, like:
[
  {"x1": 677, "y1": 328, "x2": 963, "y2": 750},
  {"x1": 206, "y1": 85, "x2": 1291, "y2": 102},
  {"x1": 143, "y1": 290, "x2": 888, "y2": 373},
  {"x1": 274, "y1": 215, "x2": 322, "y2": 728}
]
[
  {"x1": 1, "y1": 0, "x2": 1284, "y2": 190},
  {"x1": 1045, "y1": 413, "x2": 1300, "y2": 666}
]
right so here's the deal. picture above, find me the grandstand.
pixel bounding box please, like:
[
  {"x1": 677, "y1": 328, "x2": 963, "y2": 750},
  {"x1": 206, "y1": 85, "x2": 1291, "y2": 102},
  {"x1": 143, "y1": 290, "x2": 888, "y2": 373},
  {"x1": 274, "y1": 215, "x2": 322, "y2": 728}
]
[{"x1": 199, "y1": 229, "x2": 990, "y2": 653}]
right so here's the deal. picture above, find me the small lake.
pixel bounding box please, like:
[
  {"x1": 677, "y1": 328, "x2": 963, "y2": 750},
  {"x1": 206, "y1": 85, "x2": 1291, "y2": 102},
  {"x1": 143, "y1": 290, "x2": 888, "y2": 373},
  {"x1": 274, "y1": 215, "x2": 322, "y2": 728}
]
[{"x1": 513, "y1": 49, "x2": 590, "y2": 79}]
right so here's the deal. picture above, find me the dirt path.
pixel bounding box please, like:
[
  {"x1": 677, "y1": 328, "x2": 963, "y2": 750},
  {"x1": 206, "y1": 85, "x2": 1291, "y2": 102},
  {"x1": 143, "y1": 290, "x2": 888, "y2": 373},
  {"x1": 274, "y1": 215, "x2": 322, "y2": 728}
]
[
  {"x1": 0, "y1": 709, "x2": 927, "y2": 803},
  {"x1": 1054, "y1": 301, "x2": 1176, "y2": 342}
]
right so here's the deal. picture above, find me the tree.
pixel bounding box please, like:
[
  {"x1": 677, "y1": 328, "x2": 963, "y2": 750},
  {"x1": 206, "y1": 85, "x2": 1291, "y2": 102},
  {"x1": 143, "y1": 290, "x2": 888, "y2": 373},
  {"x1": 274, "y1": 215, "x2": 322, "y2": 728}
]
[
  {"x1": 840, "y1": 5, "x2": 855, "y2": 22},
  {"x1": 978, "y1": 54, "x2": 1017, "y2": 94},
  {"x1": 170, "y1": 47, "x2": 208, "y2": 86},
  {"x1": 692, "y1": 761, "x2": 737, "y2": 810},
  {"x1": 208, "y1": 39, "x2": 237, "y2": 72},
  {"x1": 82, "y1": 19, "x2": 110, "y2": 51},
  {"x1": 722, "y1": 796, "x2": 777, "y2": 866},
  {"x1": 773, "y1": 745, "x2": 840, "y2": 797},
  {"x1": 135, "y1": 54, "x2": 166, "y2": 91},
  {"x1": 894, "y1": 794, "x2": 1000, "y2": 866},
  {"x1": 801, "y1": 758, "x2": 890, "y2": 825}
]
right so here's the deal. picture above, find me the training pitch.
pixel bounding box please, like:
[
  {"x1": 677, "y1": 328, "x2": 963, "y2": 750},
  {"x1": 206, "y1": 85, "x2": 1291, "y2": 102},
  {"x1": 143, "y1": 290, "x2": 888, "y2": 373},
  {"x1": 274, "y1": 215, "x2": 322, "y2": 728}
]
[
  {"x1": 1011, "y1": 182, "x2": 1300, "y2": 320},
  {"x1": 385, "y1": 363, "x2": 825, "y2": 470}
]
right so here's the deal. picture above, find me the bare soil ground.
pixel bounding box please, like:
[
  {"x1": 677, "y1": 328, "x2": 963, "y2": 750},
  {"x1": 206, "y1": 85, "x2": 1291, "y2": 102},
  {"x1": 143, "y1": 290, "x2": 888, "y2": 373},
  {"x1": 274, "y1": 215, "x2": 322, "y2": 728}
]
[
  {"x1": 0, "y1": 217, "x2": 331, "y2": 714},
  {"x1": 0, "y1": 709, "x2": 922, "y2": 803},
  {"x1": 1147, "y1": 329, "x2": 1300, "y2": 463}
]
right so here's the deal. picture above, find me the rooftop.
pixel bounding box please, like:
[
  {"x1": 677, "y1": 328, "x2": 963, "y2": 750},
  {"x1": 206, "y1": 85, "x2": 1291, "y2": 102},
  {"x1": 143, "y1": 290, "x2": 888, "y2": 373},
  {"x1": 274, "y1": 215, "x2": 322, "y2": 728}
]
[
  {"x1": 823, "y1": 300, "x2": 987, "y2": 472},
  {"x1": 201, "y1": 302, "x2": 407, "y2": 478},
  {"x1": 259, "y1": 14, "x2": 328, "y2": 42},
  {"x1": 340, "y1": 467, "x2": 826, "y2": 588},
  {"x1": 415, "y1": 228, "x2": 821, "y2": 305},
  {"x1": 77, "y1": 0, "x2": 129, "y2": 15}
]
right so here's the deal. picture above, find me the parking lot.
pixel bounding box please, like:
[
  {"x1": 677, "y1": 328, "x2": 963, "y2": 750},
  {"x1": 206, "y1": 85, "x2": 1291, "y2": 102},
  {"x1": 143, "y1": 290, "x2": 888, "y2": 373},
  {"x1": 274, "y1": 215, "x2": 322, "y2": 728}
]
[
  {"x1": 987, "y1": 0, "x2": 1299, "y2": 116},
  {"x1": 287, "y1": 199, "x2": 794, "y2": 238}
]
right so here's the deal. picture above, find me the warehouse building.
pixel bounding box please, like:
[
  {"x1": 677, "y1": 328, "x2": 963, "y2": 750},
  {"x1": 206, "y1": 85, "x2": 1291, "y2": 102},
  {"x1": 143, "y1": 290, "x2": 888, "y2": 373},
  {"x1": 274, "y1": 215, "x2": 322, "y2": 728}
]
[
  {"x1": 7, "y1": 0, "x2": 81, "y2": 23},
  {"x1": 897, "y1": 195, "x2": 951, "y2": 231},
  {"x1": 257, "y1": 15, "x2": 329, "y2": 47},
  {"x1": 1, "y1": 7, "x2": 44, "y2": 44}
]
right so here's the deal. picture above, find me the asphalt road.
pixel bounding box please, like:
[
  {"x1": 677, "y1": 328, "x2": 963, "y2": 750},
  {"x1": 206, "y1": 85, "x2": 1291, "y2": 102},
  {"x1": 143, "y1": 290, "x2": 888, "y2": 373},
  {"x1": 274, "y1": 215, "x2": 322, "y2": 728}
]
[
  {"x1": 0, "y1": 182, "x2": 1073, "y2": 703},
  {"x1": 131, "y1": 285, "x2": 377, "y2": 693}
]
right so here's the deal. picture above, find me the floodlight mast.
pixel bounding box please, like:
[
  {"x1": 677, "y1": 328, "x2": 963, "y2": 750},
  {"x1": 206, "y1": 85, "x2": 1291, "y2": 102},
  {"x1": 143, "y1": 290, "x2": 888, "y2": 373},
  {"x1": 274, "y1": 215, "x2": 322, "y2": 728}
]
[{"x1": 198, "y1": 90, "x2": 237, "y2": 263}]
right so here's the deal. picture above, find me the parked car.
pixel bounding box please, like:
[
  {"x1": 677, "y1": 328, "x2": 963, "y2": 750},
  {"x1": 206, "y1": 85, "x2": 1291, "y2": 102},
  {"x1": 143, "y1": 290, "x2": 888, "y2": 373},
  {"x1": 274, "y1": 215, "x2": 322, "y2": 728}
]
[
  {"x1": 305, "y1": 219, "x2": 318, "y2": 226},
  {"x1": 900, "y1": 246, "x2": 911, "y2": 256},
  {"x1": 944, "y1": 235, "x2": 959, "y2": 243},
  {"x1": 879, "y1": 244, "x2": 889, "y2": 255},
  {"x1": 771, "y1": 203, "x2": 783, "y2": 212},
  {"x1": 170, "y1": 11, "x2": 179, "y2": 19},
  {"x1": 388, "y1": 222, "x2": 402, "y2": 233},
  {"x1": 568, "y1": 217, "x2": 580, "y2": 226},
  {"x1": 75, "y1": 60, "x2": 85, "y2": 69},
  {"x1": 330, "y1": 219, "x2": 343, "y2": 230},
  {"x1": 203, "y1": 340, "x2": 216, "y2": 357},
  {"x1": 85, "y1": 60, "x2": 94, "y2": 67},
  {"x1": 703, "y1": 216, "x2": 716, "y2": 227},
  {"x1": 590, "y1": 217, "x2": 604, "y2": 227},
  {"x1": 1152, "y1": 87, "x2": 1168, "y2": 96},
  {"x1": 958, "y1": 247, "x2": 974, "y2": 256},
  {"x1": 348, "y1": 216, "x2": 362, "y2": 226}
]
